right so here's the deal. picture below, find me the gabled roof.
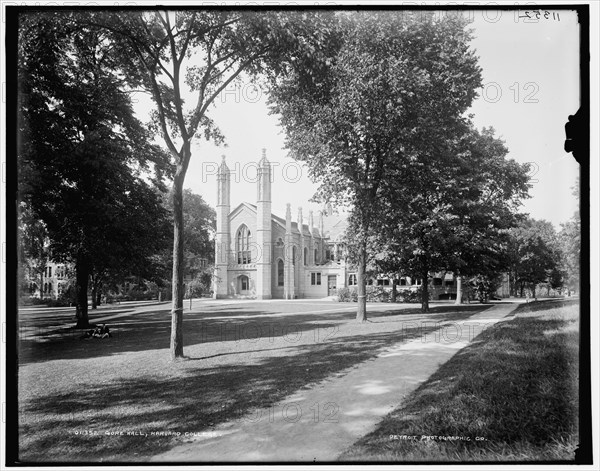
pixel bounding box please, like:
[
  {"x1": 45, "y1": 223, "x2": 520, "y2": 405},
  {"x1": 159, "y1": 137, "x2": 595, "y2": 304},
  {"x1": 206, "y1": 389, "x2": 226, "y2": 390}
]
[
  {"x1": 229, "y1": 202, "x2": 348, "y2": 240},
  {"x1": 229, "y1": 202, "x2": 258, "y2": 220}
]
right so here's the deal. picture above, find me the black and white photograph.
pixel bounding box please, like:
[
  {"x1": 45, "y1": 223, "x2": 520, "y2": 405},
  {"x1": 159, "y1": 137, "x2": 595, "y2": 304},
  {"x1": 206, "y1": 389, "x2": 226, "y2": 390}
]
[{"x1": 1, "y1": 1, "x2": 597, "y2": 467}]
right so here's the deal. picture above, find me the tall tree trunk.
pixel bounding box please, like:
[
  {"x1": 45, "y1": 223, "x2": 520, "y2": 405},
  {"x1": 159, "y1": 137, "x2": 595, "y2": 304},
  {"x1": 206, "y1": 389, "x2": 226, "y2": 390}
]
[
  {"x1": 91, "y1": 274, "x2": 99, "y2": 310},
  {"x1": 356, "y1": 242, "x2": 367, "y2": 322},
  {"x1": 391, "y1": 278, "x2": 397, "y2": 303},
  {"x1": 455, "y1": 275, "x2": 462, "y2": 305},
  {"x1": 170, "y1": 171, "x2": 185, "y2": 359},
  {"x1": 509, "y1": 272, "x2": 515, "y2": 297},
  {"x1": 39, "y1": 271, "x2": 44, "y2": 301},
  {"x1": 91, "y1": 284, "x2": 98, "y2": 310},
  {"x1": 421, "y1": 270, "x2": 430, "y2": 312},
  {"x1": 75, "y1": 257, "x2": 89, "y2": 328}
]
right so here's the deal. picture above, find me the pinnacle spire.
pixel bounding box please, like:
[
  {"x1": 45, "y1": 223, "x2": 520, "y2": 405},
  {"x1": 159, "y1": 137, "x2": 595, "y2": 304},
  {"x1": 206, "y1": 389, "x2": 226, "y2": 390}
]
[
  {"x1": 219, "y1": 154, "x2": 229, "y2": 172},
  {"x1": 260, "y1": 148, "x2": 269, "y2": 165}
]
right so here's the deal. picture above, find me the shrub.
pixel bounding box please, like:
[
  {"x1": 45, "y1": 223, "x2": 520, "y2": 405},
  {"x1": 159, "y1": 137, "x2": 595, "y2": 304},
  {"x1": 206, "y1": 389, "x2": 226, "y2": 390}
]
[
  {"x1": 338, "y1": 285, "x2": 434, "y2": 304},
  {"x1": 366, "y1": 285, "x2": 389, "y2": 302},
  {"x1": 45, "y1": 297, "x2": 72, "y2": 307},
  {"x1": 126, "y1": 289, "x2": 155, "y2": 301},
  {"x1": 338, "y1": 286, "x2": 391, "y2": 303},
  {"x1": 337, "y1": 287, "x2": 358, "y2": 302},
  {"x1": 397, "y1": 289, "x2": 421, "y2": 303}
]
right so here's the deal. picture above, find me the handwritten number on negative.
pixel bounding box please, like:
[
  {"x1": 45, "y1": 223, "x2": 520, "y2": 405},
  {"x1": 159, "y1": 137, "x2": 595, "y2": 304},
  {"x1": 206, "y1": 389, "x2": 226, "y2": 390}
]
[{"x1": 518, "y1": 10, "x2": 560, "y2": 21}]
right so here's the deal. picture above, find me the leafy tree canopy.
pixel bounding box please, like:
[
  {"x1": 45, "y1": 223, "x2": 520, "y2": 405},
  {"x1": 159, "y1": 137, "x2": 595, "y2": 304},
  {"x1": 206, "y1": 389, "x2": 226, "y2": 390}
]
[{"x1": 18, "y1": 12, "x2": 172, "y2": 325}]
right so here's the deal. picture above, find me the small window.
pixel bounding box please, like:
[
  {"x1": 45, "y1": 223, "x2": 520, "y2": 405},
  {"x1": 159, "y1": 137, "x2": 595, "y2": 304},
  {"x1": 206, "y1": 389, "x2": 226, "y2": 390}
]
[
  {"x1": 292, "y1": 246, "x2": 297, "y2": 265},
  {"x1": 240, "y1": 275, "x2": 249, "y2": 291},
  {"x1": 311, "y1": 273, "x2": 322, "y2": 286},
  {"x1": 314, "y1": 248, "x2": 318, "y2": 264},
  {"x1": 433, "y1": 278, "x2": 442, "y2": 286},
  {"x1": 48, "y1": 266, "x2": 52, "y2": 277},
  {"x1": 400, "y1": 278, "x2": 407, "y2": 286},
  {"x1": 348, "y1": 274, "x2": 357, "y2": 286},
  {"x1": 278, "y1": 259, "x2": 284, "y2": 287},
  {"x1": 304, "y1": 247, "x2": 308, "y2": 266}
]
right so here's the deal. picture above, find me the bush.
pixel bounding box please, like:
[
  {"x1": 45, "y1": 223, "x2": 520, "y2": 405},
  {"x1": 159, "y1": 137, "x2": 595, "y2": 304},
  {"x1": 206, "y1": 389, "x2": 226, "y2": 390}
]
[
  {"x1": 397, "y1": 288, "x2": 429, "y2": 303},
  {"x1": 366, "y1": 285, "x2": 390, "y2": 302},
  {"x1": 126, "y1": 289, "x2": 156, "y2": 301},
  {"x1": 337, "y1": 287, "x2": 358, "y2": 302},
  {"x1": 45, "y1": 297, "x2": 72, "y2": 307},
  {"x1": 338, "y1": 285, "x2": 431, "y2": 303},
  {"x1": 29, "y1": 297, "x2": 49, "y2": 305},
  {"x1": 337, "y1": 286, "x2": 390, "y2": 303},
  {"x1": 19, "y1": 294, "x2": 73, "y2": 308}
]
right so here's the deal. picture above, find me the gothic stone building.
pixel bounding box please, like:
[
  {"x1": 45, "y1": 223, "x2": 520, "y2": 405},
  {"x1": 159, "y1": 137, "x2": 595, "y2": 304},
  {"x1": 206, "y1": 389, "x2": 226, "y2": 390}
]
[
  {"x1": 213, "y1": 151, "x2": 349, "y2": 299},
  {"x1": 212, "y1": 151, "x2": 463, "y2": 300}
]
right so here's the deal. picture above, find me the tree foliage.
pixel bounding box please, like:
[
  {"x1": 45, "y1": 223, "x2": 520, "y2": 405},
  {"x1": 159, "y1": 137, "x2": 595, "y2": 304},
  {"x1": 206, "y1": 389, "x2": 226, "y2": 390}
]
[
  {"x1": 372, "y1": 125, "x2": 529, "y2": 310},
  {"x1": 269, "y1": 11, "x2": 484, "y2": 317},
  {"x1": 505, "y1": 217, "x2": 560, "y2": 298},
  {"x1": 86, "y1": 10, "x2": 331, "y2": 358},
  {"x1": 152, "y1": 189, "x2": 216, "y2": 289},
  {"x1": 18, "y1": 12, "x2": 172, "y2": 326},
  {"x1": 558, "y1": 213, "x2": 580, "y2": 294},
  {"x1": 557, "y1": 178, "x2": 580, "y2": 294},
  {"x1": 18, "y1": 203, "x2": 50, "y2": 299}
]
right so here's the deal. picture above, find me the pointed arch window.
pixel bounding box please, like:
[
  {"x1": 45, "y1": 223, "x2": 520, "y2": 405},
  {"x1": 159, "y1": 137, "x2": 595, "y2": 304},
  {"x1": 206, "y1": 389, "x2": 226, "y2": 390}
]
[{"x1": 236, "y1": 225, "x2": 252, "y2": 264}]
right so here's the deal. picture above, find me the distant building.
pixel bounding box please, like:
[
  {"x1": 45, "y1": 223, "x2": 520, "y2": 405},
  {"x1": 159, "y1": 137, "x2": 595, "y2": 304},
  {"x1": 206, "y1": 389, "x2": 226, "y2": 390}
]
[{"x1": 24, "y1": 261, "x2": 70, "y2": 300}]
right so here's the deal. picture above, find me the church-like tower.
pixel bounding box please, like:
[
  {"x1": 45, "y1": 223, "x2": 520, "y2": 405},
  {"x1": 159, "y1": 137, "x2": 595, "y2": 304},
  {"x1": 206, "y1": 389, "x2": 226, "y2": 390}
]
[
  {"x1": 214, "y1": 155, "x2": 230, "y2": 299},
  {"x1": 256, "y1": 149, "x2": 272, "y2": 299},
  {"x1": 308, "y1": 210, "x2": 315, "y2": 264},
  {"x1": 284, "y1": 203, "x2": 295, "y2": 299},
  {"x1": 297, "y1": 207, "x2": 305, "y2": 297}
]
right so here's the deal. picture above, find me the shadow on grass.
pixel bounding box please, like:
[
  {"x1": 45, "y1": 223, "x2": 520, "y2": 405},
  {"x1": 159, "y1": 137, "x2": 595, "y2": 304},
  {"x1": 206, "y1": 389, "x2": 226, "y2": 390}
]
[
  {"x1": 19, "y1": 309, "x2": 482, "y2": 463},
  {"x1": 513, "y1": 297, "x2": 579, "y2": 314},
  {"x1": 18, "y1": 304, "x2": 488, "y2": 364},
  {"x1": 340, "y1": 302, "x2": 579, "y2": 462}
]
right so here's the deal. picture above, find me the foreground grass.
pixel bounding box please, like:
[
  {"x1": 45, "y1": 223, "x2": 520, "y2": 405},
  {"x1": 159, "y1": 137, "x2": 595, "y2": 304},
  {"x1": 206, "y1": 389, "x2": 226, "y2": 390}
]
[
  {"x1": 18, "y1": 303, "x2": 484, "y2": 463},
  {"x1": 340, "y1": 299, "x2": 580, "y2": 462}
]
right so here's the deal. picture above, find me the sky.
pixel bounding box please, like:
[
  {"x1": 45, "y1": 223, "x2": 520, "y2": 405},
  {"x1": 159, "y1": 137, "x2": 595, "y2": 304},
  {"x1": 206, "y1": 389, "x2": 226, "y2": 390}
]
[{"x1": 134, "y1": 7, "x2": 582, "y2": 230}]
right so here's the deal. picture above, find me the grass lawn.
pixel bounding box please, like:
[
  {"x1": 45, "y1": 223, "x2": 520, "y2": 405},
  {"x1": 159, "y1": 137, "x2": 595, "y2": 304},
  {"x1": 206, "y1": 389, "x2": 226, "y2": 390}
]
[
  {"x1": 17, "y1": 302, "x2": 486, "y2": 463},
  {"x1": 339, "y1": 299, "x2": 580, "y2": 462}
]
